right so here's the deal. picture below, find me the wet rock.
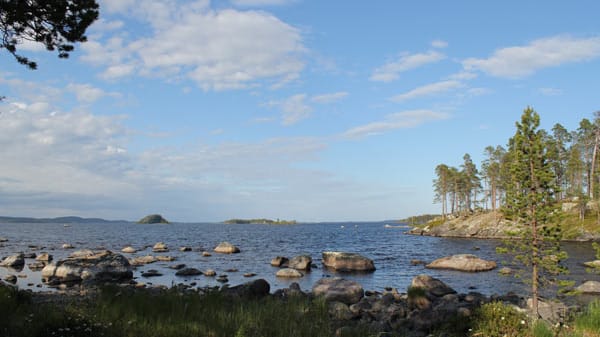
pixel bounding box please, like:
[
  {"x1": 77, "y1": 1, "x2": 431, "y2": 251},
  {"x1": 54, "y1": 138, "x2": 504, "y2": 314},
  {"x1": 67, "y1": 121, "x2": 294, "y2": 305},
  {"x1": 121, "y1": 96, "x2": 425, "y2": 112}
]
[
  {"x1": 121, "y1": 246, "x2": 137, "y2": 254},
  {"x1": 23, "y1": 252, "x2": 37, "y2": 259},
  {"x1": 68, "y1": 249, "x2": 95, "y2": 259},
  {"x1": 312, "y1": 277, "x2": 364, "y2": 304},
  {"x1": 179, "y1": 246, "x2": 192, "y2": 252},
  {"x1": 28, "y1": 261, "x2": 47, "y2": 271},
  {"x1": 214, "y1": 242, "x2": 240, "y2": 254},
  {"x1": 42, "y1": 250, "x2": 133, "y2": 285},
  {"x1": 130, "y1": 255, "x2": 157, "y2": 266},
  {"x1": 498, "y1": 267, "x2": 513, "y2": 275},
  {"x1": 410, "y1": 259, "x2": 426, "y2": 266},
  {"x1": 221, "y1": 279, "x2": 270, "y2": 298},
  {"x1": 576, "y1": 280, "x2": 600, "y2": 294},
  {"x1": 271, "y1": 256, "x2": 289, "y2": 267},
  {"x1": 243, "y1": 273, "x2": 256, "y2": 277},
  {"x1": 204, "y1": 269, "x2": 216, "y2": 276},
  {"x1": 168, "y1": 264, "x2": 186, "y2": 270},
  {"x1": 217, "y1": 275, "x2": 229, "y2": 283},
  {"x1": 202, "y1": 251, "x2": 212, "y2": 257},
  {"x1": 36, "y1": 253, "x2": 52, "y2": 262},
  {"x1": 0, "y1": 237, "x2": 7, "y2": 242},
  {"x1": 410, "y1": 274, "x2": 456, "y2": 297},
  {"x1": 152, "y1": 242, "x2": 169, "y2": 253},
  {"x1": 0, "y1": 253, "x2": 25, "y2": 267},
  {"x1": 175, "y1": 268, "x2": 202, "y2": 276},
  {"x1": 322, "y1": 252, "x2": 375, "y2": 272},
  {"x1": 276, "y1": 268, "x2": 303, "y2": 278},
  {"x1": 426, "y1": 254, "x2": 497, "y2": 272},
  {"x1": 142, "y1": 269, "x2": 163, "y2": 277},
  {"x1": 225, "y1": 268, "x2": 238, "y2": 272},
  {"x1": 288, "y1": 255, "x2": 312, "y2": 270},
  {"x1": 4, "y1": 275, "x2": 17, "y2": 284},
  {"x1": 156, "y1": 256, "x2": 175, "y2": 262},
  {"x1": 62, "y1": 243, "x2": 74, "y2": 249}
]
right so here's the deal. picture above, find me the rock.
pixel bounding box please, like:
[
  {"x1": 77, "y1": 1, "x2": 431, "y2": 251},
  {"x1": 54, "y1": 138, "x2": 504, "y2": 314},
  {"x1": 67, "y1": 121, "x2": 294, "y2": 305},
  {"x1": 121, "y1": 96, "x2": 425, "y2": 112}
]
[
  {"x1": 0, "y1": 253, "x2": 25, "y2": 267},
  {"x1": 179, "y1": 246, "x2": 192, "y2": 252},
  {"x1": 152, "y1": 242, "x2": 169, "y2": 252},
  {"x1": 410, "y1": 259, "x2": 426, "y2": 266},
  {"x1": 28, "y1": 261, "x2": 47, "y2": 271},
  {"x1": 276, "y1": 268, "x2": 303, "y2": 278},
  {"x1": 217, "y1": 275, "x2": 228, "y2": 283},
  {"x1": 36, "y1": 253, "x2": 52, "y2": 262},
  {"x1": 168, "y1": 264, "x2": 186, "y2": 270},
  {"x1": 204, "y1": 269, "x2": 216, "y2": 276},
  {"x1": 4, "y1": 275, "x2": 17, "y2": 284},
  {"x1": 0, "y1": 237, "x2": 7, "y2": 242},
  {"x1": 214, "y1": 242, "x2": 240, "y2": 254},
  {"x1": 68, "y1": 249, "x2": 95, "y2": 259},
  {"x1": 271, "y1": 256, "x2": 289, "y2": 267},
  {"x1": 121, "y1": 246, "x2": 137, "y2": 254},
  {"x1": 584, "y1": 260, "x2": 600, "y2": 269},
  {"x1": 498, "y1": 267, "x2": 513, "y2": 275},
  {"x1": 142, "y1": 269, "x2": 163, "y2": 277},
  {"x1": 221, "y1": 279, "x2": 270, "y2": 298},
  {"x1": 322, "y1": 252, "x2": 375, "y2": 272},
  {"x1": 312, "y1": 278, "x2": 364, "y2": 304},
  {"x1": 138, "y1": 214, "x2": 169, "y2": 224},
  {"x1": 156, "y1": 256, "x2": 175, "y2": 262},
  {"x1": 243, "y1": 273, "x2": 256, "y2": 277},
  {"x1": 202, "y1": 251, "x2": 212, "y2": 257},
  {"x1": 225, "y1": 268, "x2": 238, "y2": 272},
  {"x1": 576, "y1": 280, "x2": 600, "y2": 294},
  {"x1": 410, "y1": 275, "x2": 456, "y2": 297},
  {"x1": 527, "y1": 298, "x2": 568, "y2": 323},
  {"x1": 23, "y1": 252, "x2": 37, "y2": 259},
  {"x1": 130, "y1": 255, "x2": 157, "y2": 266},
  {"x1": 42, "y1": 250, "x2": 132, "y2": 285},
  {"x1": 426, "y1": 254, "x2": 497, "y2": 272},
  {"x1": 62, "y1": 243, "x2": 74, "y2": 249},
  {"x1": 175, "y1": 268, "x2": 203, "y2": 276},
  {"x1": 329, "y1": 301, "x2": 354, "y2": 321},
  {"x1": 288, "y1": 255, "x2": 312, "y2": 270}
]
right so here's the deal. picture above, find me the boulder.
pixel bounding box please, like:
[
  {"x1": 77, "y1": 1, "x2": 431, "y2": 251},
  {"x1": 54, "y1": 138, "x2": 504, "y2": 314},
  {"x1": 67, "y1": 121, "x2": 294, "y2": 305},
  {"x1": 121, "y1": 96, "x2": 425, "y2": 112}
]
[
  {"x1": 138, "y1": 214, "x2": 169, "y2": 224},
  {"x1": 130, "y1": 255, "x2": 157, "y2": 266},
  {"x1": 168, "y1": 264, "x2": 186, "y2": 270},
  {"x1": 221, "y1": 279, "x2": 270, "y2": 298},
  {"x1": 426, "y1": 254, "x2": 497, "y2": 272},
  {"x1": 322, "y1": 252, "x2": 375, "y2": 272},
  {"x1": 0, "y1": 253, "x2": 25, "y2": 267},
  {"x1": 42, "y1": 250, "x2": 132, "y2": 285},
  {"x1": 121, "y1": 246, "x2": 137, "y2": 254},
  {"x1": 276, "y1": 268, "x2": 303, "y2": 278},
  {"x1": 35, "y1": 253, "x2": 52, "y2": 262},
  {"x1": 142, "y1": 269, "x2": 163, "y2": 277},
  {"x1": 202, "y1": 251, "x2": 212, "y2": 257},
  {"x1": 288, "y1": 255, "x2": 312, "y2": 270},
  {"x1": 214, "y1": 242, "x2": 240, "y2": 254},
  {"x1": 0, "y1": 237, "x2": 7, "y2": 242},
  {"x1": 156, "y1": 256, "x2": 175, "y2": 262},
  {"x1": 179, "y1": 246, "x2": 192, "y2": 252},
  {"x1": 410, "y1": 275, "x2": 456, "y2": 297},
  {"x1": 576, "y1": 280, "x2": 600, "y2": 294},
  {"x1": 69, "y1": 249, "x2": 95, "y2": 259},
  {"x1": 3, "y1": 275, "x2": 17, "y2": 284},
  {"x1": 204, "y1": 269, "x2": 216, "y2": 276},
  {"x1": 175, "y1": 268, "x2": 203, "y2": 276},
  {"x1": 28, "y1": 261, "x2": 47, "y2": 271},
  {"x1": 62, "y1": 243, "x2": 74, "y2": 249},
  {"x1": 152, "y1": 242, "x2": 169, "y2": 252},
  {"x1": 271, "y1": 256, "x2": 289, "y2": 267},
  {"x1": 584, "y1": 260, "x2": 600, "y2": 269},
  {"x1": 498, "y1": 267, "x2": 513, "y2": 275},
  {"x1": 312, "y1": 278, "x2": 364, "y2": 304}
]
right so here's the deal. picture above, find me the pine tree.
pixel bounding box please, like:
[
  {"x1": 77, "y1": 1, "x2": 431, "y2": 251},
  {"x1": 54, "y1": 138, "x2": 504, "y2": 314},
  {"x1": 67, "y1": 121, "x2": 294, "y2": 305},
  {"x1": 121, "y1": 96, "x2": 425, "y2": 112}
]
[{"x1": 499, "y1": 107, "x2": 567, "y2": 318}]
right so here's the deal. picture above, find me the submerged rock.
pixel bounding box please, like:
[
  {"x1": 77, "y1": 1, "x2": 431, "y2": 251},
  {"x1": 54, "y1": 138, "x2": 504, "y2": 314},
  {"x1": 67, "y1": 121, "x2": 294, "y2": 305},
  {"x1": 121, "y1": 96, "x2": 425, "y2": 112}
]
[
  {"x1": 312, "y1": 278, "x2": 364, "y2": 305},
  {"x1": 426, "y1": 254, "x2": 497, "y2": 272},
  {"x1": 322, "y1": 252, "x2": 375, "y2": 272},
  {"x1": 175, "y1": 268, "x2": 202, "y2": 276}
]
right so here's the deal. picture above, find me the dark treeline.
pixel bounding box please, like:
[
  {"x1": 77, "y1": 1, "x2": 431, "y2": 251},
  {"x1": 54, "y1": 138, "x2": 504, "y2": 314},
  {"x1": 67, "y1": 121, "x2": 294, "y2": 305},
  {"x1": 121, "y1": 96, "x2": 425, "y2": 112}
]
[{"x1": 434, "y1": 110, "x2": 600, "y2": 218}]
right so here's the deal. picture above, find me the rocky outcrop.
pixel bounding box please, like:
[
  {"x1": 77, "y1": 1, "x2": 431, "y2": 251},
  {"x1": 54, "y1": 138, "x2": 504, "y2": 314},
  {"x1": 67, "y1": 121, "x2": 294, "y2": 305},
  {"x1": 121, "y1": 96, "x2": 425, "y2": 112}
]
[
  {"x1": 408, "y1": 211, "x2": 515, "y2": 239},
  {"x1": 288, "y1": 255, "x2": 312, "y2": 270},
  {"x1": 214, "y1": 242, "x2": 240, "y2": 254},
  {"x1": 322, "y1": 252, "x2": 375, "y2": 272},
  {"x1": 312, "y1": 278, "x2": 364, "y2": 304},
  {"x1": 426, "y1": 254, "x2": 497, "y2": 272},
  {"x1": 138, "y1": 214, "x2": 169, "y2": 224},
  {"x1": 276, "y1": 268, "x2": 303, "y2": 278},
  {"x1": 41, "y1": 250, "x2": 132, "y2": 285},
  {"x1": 0, "y1": 253, "x2": 25, "y2": 268}
]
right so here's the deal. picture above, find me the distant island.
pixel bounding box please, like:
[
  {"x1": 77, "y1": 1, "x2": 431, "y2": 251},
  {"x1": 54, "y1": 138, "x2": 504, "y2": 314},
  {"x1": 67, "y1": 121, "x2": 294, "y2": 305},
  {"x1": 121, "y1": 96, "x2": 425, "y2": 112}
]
[
  {"x1": 223, "y1": 218, "x2": 297, "y2": 225},
  {"x1": 137, "y1": 214, "x2": 169, "y2": 224},
  {"x1": 397, "y1": 214, "x2": 440, "y2": 226},
  {"x1": 0, "y1": 216, "x2": 127, "y2": 224}
]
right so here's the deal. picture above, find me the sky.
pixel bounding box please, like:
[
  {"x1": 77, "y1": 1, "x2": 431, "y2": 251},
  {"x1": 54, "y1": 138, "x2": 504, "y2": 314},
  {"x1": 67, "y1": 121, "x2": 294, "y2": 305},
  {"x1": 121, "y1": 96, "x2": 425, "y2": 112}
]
[{"x1": 1, "y1": 1, "x2": 599, "y2": 222}]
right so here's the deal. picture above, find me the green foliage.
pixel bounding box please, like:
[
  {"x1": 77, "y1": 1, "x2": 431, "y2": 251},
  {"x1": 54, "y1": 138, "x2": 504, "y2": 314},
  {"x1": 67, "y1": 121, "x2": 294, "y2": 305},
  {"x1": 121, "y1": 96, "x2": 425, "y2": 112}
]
[
  {"x1": 406, "y1": 286, "x2": 426, "y2": 299},
  {"x1": 573, "y1": 300, "x2": 600, "y2": 335},
  {"x1": 0, "y1": 0, "x2": 99, "y2": 69},
  {"x1": 470, "y1": 301, "x2": 529, "y2": 337},
  {"x1": 531, "y1": 320, "x2": 554, "y2": 337}
]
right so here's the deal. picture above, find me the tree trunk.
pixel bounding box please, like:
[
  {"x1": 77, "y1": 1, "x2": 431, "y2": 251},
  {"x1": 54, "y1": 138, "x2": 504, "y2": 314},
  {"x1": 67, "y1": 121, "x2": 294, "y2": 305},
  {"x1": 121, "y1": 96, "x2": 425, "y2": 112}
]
[{"x1": 590, "y1": 131, "x2": 600, "y2": 199}]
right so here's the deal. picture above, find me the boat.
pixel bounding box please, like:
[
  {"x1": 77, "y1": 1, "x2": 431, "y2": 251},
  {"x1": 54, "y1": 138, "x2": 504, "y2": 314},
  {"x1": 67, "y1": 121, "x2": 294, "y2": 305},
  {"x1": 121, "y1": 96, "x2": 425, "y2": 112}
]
[{"x1": 384, "y1": 224, "x2": 408, "y2": 228}]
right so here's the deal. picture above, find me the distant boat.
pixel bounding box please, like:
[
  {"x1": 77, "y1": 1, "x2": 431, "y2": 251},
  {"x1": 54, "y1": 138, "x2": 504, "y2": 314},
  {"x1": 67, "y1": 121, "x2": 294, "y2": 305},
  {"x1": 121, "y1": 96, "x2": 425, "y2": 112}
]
[
  {"x1": 63, "y1": 224, "x2": 72, "y2": 227},
  {"x1": 384, "y1": 224, "x2": 408, "y2": 228}
]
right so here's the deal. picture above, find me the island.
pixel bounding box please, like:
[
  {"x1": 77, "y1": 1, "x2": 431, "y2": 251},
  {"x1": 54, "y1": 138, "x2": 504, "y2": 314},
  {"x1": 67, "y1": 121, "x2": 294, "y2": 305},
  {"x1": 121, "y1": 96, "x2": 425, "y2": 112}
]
[
  {"x1": 137, "y1": 214, "x2": 169, "y2": 224},
  {"x1": 223, "y1": 218, "x2": 297, "y2": 225}
]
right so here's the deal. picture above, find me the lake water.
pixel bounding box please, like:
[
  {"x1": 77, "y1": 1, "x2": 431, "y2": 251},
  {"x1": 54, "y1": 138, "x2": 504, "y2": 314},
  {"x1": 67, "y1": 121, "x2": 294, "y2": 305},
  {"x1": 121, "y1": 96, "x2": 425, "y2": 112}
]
[{"x1": 0, "y1": 221, "x2": 598, "y2": 296}]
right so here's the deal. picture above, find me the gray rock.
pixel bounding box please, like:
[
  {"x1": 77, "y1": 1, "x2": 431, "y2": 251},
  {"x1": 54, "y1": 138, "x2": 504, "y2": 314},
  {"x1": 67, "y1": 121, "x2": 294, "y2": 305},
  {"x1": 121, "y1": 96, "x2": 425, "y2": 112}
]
[
  {"x1": 276, "y1": 268, "x2": 303, "y2": 278},
  {"x1": 214, "y1": 242, "x2": 240, "y2": 254},
  {"x1": 576, "y1": 280, "x2": 600, "y2": 294},
  {"x1": 0, "y1": 253, "x2": 25, "y2": 267},
  {"x1": 42, "y1": 250, "x2": 132, "y2": 285},
  {"x1": 270, "y1": 256, "x2": 289, "y2": 267},
  {"x1": 288, "y1": 255, "x2": 312, "y2": 270},
  {"x1": 179, "y1": 246, "x2": 192, "y2": 252},
  {"x1": 329, "y1": 301, "x2": 355, "y2": 321},
  {"x1": 121, "y1": 246, "x2": 137, "y2": 253},
  {"x1": 28, "y1": 261, "x2": 47, "y2": 271},
  {"x1": 35, "y1": 253, "x2": 52, "y2": 262},
  {"x1": 4, "y1": 275, "x2": 17, "y2": 284},
  {"x1": 68, "y1": 249, "x2": 95, "y2": 259},
  {"x1": 410, "y1": 274, "x2": 456, "y2": 297},
  {"x1": 152, "y1": 242, "x2": 169, "y2": 252},
  {"x1": 168, "y1": 264, "x2": 186, "y2": 270},
  {"x1": 175, "y1": 268, "x2": 203, "y2": 276},
  {"x1": 0, "y1": 237, "x2": 7, "y2": 242},
  {"x1": 62, "y1": 243, "x2": 74, "y2": 249},
  {"x1": 221, "y1": 279, "x2": 270, "y2": 298},
  {"x1": 584, "y1": 260, "x2": 600, "y2": 269},
  {"x1": 204, "y1": 269, "x2": 216, "y2": 276},
  {"x1": 312, "y1": 277, "x2": 364, "y2": 304},
  {"x1": 142, "y1": 269, "x2": 163, "y2": 277},
  {"x1": 426, "y1": 254, "x2": 497, "y2": 272},
  {"x1": 130, "y1": 255, "x2": 157, "y2": 266},
  {"x1": 498, "y1": 267, "x2": 513, "y2": 275},
  {"x1": 322, "y1": 252, "x2": 375, "y2": 272}
]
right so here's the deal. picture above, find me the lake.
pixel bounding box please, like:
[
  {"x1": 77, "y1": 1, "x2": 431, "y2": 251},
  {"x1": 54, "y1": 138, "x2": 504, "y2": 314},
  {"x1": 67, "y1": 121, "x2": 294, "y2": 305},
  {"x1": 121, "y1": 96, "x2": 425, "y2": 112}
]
[{"x1": 0, "y1": 221, "x2": 598, "y2": 296}]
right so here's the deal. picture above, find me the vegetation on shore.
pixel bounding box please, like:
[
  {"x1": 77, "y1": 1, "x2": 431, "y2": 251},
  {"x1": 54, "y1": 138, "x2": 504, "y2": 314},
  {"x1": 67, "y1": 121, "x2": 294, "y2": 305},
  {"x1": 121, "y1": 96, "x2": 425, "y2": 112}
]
[
  {"x1": 137, "y1": 214, "x2": 169, "y2": 224},
  {"x1": 397, "y1": 214, "x2": 439, "y2": 226},
  {"x1": 223, "y1": 218, "x2": 297, "y2": 225}
]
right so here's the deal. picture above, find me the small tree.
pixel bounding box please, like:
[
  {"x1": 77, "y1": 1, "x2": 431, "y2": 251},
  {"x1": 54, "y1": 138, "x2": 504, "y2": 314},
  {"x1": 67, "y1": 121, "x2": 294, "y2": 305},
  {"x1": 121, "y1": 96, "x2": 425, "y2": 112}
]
[{"x1": 499, "y1": 107, "x2": 568, "y2": 318}]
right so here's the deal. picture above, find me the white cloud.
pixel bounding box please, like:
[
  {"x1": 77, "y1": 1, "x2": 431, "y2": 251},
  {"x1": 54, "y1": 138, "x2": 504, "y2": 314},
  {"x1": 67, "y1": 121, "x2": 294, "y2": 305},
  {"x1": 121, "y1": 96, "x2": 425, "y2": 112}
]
[
  {"x1": 231, "y1": 0, "x2": 295, "y2": 6},
  {"x1": 83, "y1": 3, "x2": 306, "y2": 90},
  {"x1": 268, "y1": 94, "x2": 313, "y2": 125},
  {"x1": 431, "y1": 40, "x2": 448, "y2": 49},
  {"x1": 538, "y1": 87, "x2": 563, "y2": 96},
  {"x1": 390, "y1": 80, "x2": 463, "y2": 102},
  {"x1": 66, "y1": 83, "x2": 118, "y2": 103},
  {"x1": 311, "y1": 91, "x2": 348, "y2": 104},
  {"x1": 463, "y1": 35, "x2": 600, "y2": 78},
  {"x1": 342, "y1": 110, "x2": 450, "y2": 139},
  {"x1": 370, "y1": 51, "x2": 445, "y2": 82}
]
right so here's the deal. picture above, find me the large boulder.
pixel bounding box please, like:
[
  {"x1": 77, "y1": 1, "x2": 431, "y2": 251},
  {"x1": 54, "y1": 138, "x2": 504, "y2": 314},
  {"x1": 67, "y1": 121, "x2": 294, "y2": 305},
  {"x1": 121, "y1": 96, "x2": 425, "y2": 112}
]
[
  {"x1": 426, "y1": 254, "x2": 496, "y2": 272},
  {"x1": 42, "y1": 250, "x2": 132, "y2": 285},
  {"x1": 584, "y1": 260, "x2": 600, "y2": 269},
  {"x1": 221, "y1": 279, "x2": 270, "y2": 298},
  {"x1": 138, "y1": 214, "x2": 169, "y2": 224},
  {"x1": 312, "y1": 278, "x2": 364, "y2": 304},
  {"x1": 322, "y1": 252, "x2": 375, "y2": 272},
  {"x1": 276, "y1": 268, "x2": 303, "y2": 278},
  {"x1": 410, "y1": 274, "x2": 456, "y2": 297},
  {"x1": 214, "y1": 242, "x2": 240, "y2": 254},
  {"x1": 576, "y1": 280, "x2": 600, "y2": 294},
  {"x1": 0, "y1": 253, "x2": 25, "y2": 268},
  {"x1": 288, "y1": 255, "x2": 312, "y2": 270}
]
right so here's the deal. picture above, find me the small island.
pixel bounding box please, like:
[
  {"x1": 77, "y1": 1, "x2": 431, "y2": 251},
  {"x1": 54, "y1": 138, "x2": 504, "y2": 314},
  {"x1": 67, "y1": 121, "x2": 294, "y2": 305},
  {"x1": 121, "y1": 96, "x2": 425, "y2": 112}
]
[
  {"x1": 223, "y1": 218, "x2": 297, "y2": 225},
  {"x1": 137, "y1": 214, "x2": 169, "y2": 224}
]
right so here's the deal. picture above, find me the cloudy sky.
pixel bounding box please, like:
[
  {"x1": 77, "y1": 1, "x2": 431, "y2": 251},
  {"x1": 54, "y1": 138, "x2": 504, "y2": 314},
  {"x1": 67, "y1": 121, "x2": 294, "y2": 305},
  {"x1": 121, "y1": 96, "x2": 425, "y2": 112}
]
[{"x1": 1, "y1": 1, "x2": 599, "y2": 222}]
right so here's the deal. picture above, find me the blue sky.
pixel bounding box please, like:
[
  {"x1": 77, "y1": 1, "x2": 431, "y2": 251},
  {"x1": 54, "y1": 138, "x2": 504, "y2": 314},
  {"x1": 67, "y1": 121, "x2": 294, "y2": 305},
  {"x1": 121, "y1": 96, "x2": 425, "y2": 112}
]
[{"x1": 1, "y1": 0, "x2": 599, "y2": 222}]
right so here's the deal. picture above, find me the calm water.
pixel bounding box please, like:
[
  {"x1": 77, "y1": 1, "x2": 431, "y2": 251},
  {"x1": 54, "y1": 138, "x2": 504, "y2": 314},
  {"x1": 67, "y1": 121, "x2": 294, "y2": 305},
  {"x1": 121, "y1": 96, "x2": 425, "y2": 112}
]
[{"x1": 0, "y1": 221, "x2": 598, "y2": 296}]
